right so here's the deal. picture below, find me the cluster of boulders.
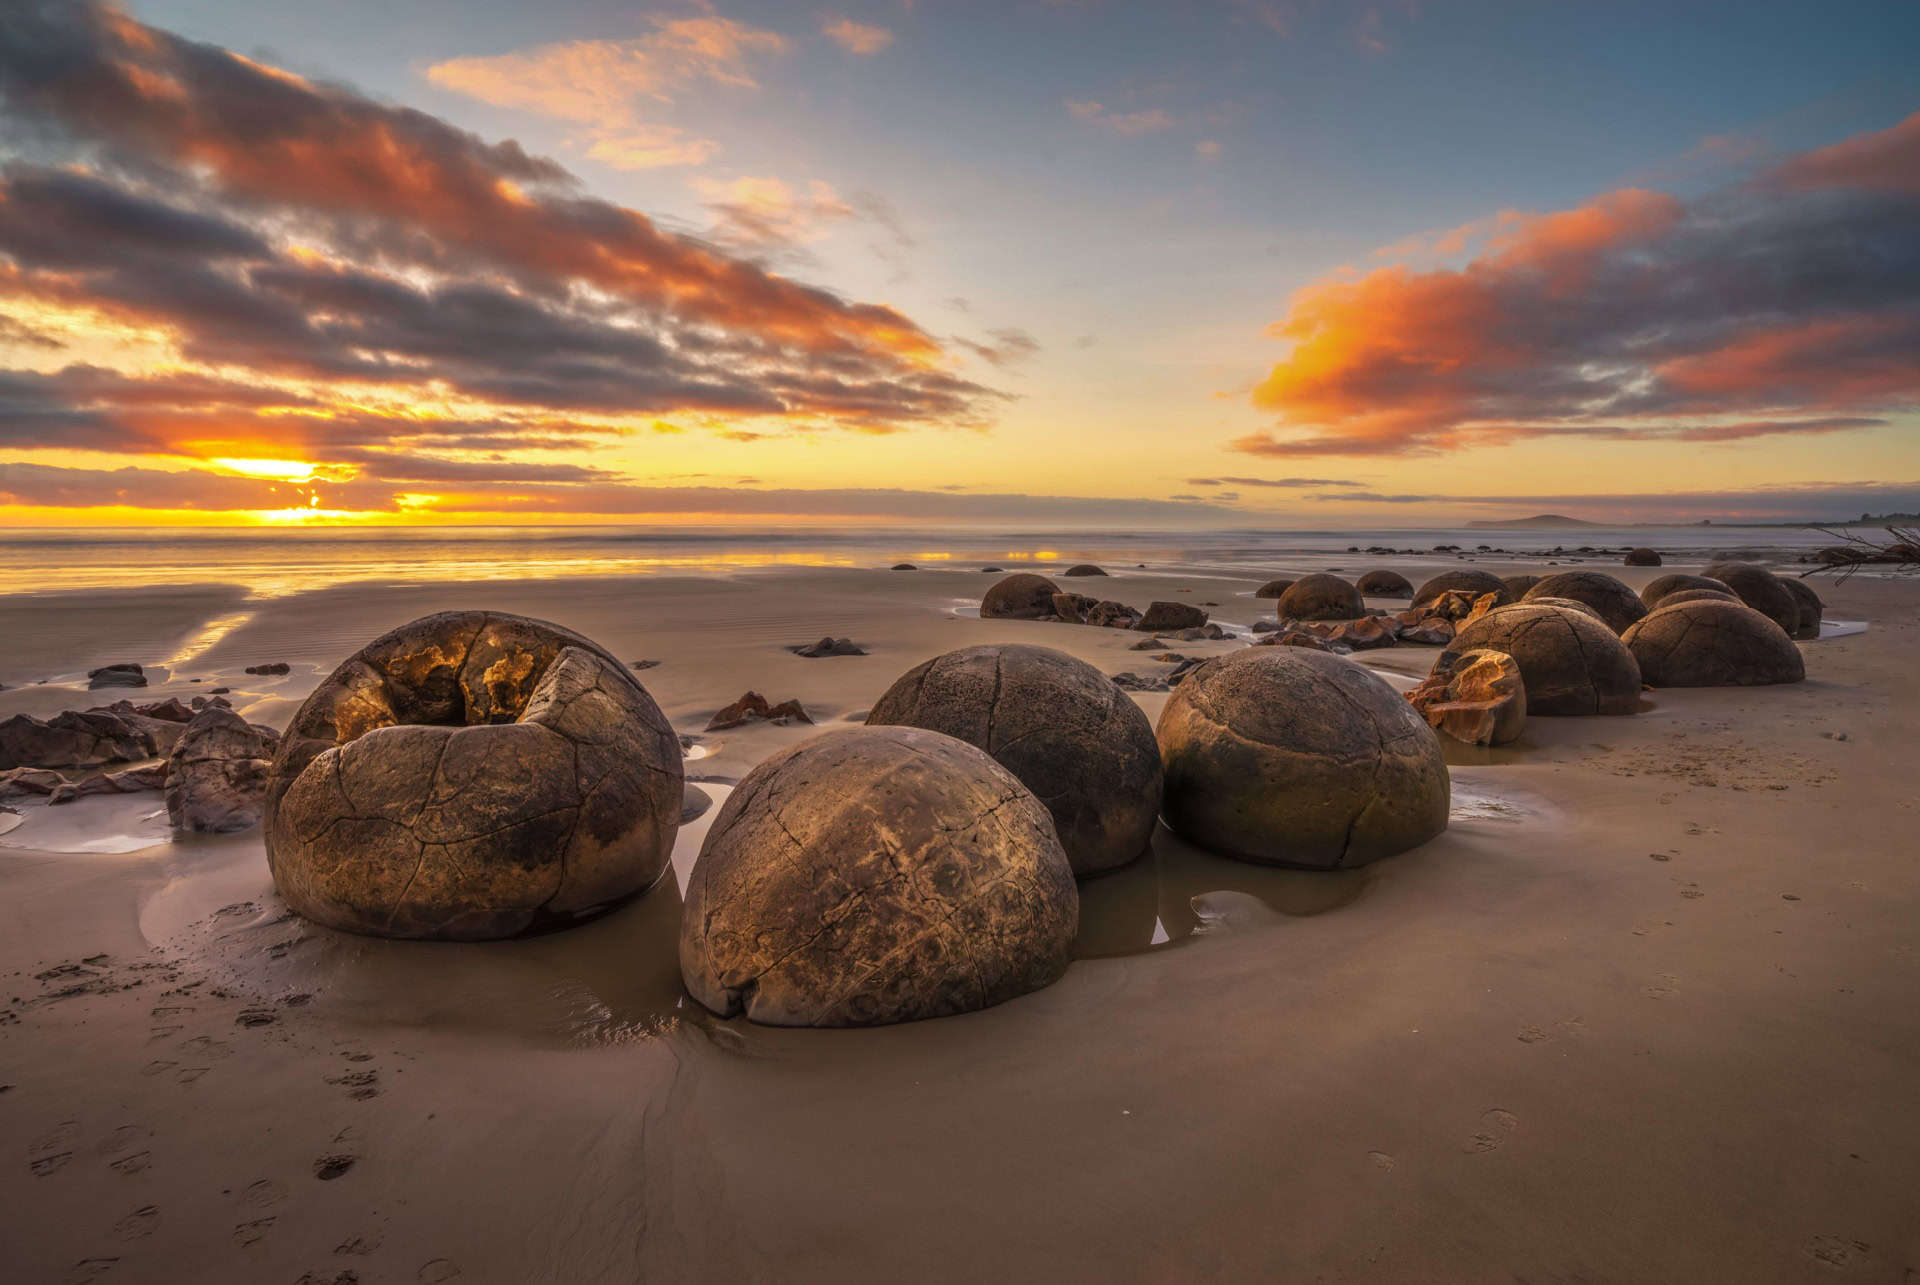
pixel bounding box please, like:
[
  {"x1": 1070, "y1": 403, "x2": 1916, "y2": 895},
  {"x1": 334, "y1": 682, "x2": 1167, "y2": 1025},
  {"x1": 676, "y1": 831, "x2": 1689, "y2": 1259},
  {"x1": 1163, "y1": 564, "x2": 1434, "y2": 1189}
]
[
  {"x1": 981, "y1": 572, "x2": 1215, "y2": 638},
  {"x1": 1, "y1": 693, "x2": 283, "y2": 835}
]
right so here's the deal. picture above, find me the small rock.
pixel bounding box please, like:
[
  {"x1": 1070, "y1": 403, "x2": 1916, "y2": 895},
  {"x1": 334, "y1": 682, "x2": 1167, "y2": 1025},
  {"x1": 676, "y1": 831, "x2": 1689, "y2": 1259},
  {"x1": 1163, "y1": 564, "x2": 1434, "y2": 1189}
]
[
  {"x1": 629, "y1": 660, "x2": 660, "y2": 671},
  {"x1": 789, "y1": 637, "x2": 867, "y2": 658},
  {"x1": 890, "y1": 563, "x2": 917, "y2": 571},
  {"x1": 88, "y1": 663, "x2": 147, "y2": 689},
  {"x1": 243, "y1": 662, "x2": 291, "y2": 676},
  {"x1": 707, "y1": 692, "x2": 813, "y2": 731}
]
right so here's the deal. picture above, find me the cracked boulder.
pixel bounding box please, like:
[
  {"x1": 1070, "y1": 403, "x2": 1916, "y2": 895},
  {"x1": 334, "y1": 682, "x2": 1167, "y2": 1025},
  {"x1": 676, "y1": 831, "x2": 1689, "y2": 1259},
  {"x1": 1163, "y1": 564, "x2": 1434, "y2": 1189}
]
[
  {"x1": 1701, "y1": 561, "x2": 1800, "y2": 634},
  {"x1": 167, "y1": 707, "x2": 279, "y2": 833},
  {"x1": 1778, "y1": 577, "x2": 1823, "y2": 640},
  {"x1": 1356, "y1": 569, "x2": 1414, "y2": 598},
  {"x1": 1155, "y1": 648, "x2": 1449, "y2": 869},
  {"x1": 1277, "y1": 573, "x2": 1365, "y2": 621},
  {"x1": 1621, "y1": 600, "x2": 1806, "y2": 687},
  {"x1": 981, "y1": 573, "x2": 1062, "y2": 619},
  {"x1": 1252, "y1": 578, "x2": 1295, "y2": 599},
  {"x1": 1136, "y1": 601, "x2": 1208, "y2": 632},
  {"x1": 1413, "y1": 570, "x2": 1511, "y2": 610},
  {"x1": 1639, "y1": 573, "x2": 1731, "y2": 609},
  {"x1": 866, "y1": 644, "x2": 1162, "y2": 876},
  {"x1": 1523, "y1": 571, "x2": 1648, "y2": 634},
  {"x1": 1501, "y1": 574, "x2": 1542, "y2": 600},
  {"x1": 1654, "y1": 587, "x2": 1740, "y2": 610},
  {"x1": 264, "y1": 611, "x2": 682, "y2": 941},
  {"x1": 1408, "y1": 649, "x2": 1526, "y2": 747},
  {"x1": 1444, "y1": 604, "x2": 1641, "y2": 716},
  {"x1": 679, "y1": 726, "x2": 1077, "y2": 1027}
]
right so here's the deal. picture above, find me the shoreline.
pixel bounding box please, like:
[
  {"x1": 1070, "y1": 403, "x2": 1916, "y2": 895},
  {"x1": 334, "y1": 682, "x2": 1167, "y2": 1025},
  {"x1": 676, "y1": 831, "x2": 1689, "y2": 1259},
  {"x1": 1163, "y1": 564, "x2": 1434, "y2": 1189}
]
[{"x1": 3, "y1": 562, "x2": 1916, "y2": 1281}]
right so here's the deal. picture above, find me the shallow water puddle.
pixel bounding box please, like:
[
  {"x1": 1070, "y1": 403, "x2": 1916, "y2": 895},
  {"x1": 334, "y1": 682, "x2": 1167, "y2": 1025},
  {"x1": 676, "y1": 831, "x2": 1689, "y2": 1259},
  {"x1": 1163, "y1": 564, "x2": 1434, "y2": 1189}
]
[
  {"x1": 1820, "y1": 619, "x2": 1868, "y2": 639},
  {"x1": 1074, "y1": 825, "x2": 1371, "y2": 959},
  {"x1": 0, "y1": 793, "x2": 171, "y2": 854}
]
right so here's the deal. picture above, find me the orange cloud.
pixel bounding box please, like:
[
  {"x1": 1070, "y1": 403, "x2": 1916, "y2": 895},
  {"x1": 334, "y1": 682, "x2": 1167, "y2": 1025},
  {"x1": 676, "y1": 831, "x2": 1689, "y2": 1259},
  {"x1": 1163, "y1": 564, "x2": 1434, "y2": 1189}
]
[
  {"x1": 821, "y1": 18, "x2": 894, "y2": 56},
  {"x1": 1238, "y1": 114, "x2": 1920, "y2": 457}
]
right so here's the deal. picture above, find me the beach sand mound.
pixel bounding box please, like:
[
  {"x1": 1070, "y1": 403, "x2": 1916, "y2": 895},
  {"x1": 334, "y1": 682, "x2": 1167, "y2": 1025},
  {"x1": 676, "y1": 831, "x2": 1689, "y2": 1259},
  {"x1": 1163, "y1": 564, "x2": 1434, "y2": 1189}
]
[
  {"x1": 1523, "y1": 571, "x2": 1649, "y2": 634},
  {"x1": 264, "y1": 611, "x2": 682, "y2": 941},
  {"x1": 1277, "y1": 573, "x2": 1365, "y2": 621},
  {"x1": 1446, "y1": 604, "x2": 1642, "y2": 716},
  {"x1": 981, "y1": 573, "x2": 1062, "y2": 619},
  {"x1": 867, "y1": 643, "x2": 1161, "y2": 877},
  {"x1": 1622, "y1": 600, "x2": 1806, "y2": 687},
  {"x1": 1156, "y1": 648, "x2": 1449, "y2": 869},
  {"x1": 679, "y1": 726, "x2": 1077, "y2": 1027}
]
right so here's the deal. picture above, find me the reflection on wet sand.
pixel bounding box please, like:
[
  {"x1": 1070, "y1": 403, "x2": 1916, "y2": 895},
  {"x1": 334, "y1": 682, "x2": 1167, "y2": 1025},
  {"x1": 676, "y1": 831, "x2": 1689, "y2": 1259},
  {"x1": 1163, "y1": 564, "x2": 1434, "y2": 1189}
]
[{"x1": 1074, "y1": 826, "x2": 1372, "y2": 959}]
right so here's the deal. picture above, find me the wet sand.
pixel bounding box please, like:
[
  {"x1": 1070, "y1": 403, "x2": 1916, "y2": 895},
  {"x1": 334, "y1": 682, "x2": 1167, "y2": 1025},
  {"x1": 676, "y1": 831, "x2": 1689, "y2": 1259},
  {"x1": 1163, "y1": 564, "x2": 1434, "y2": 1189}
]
[{"x1": 3, "y1": 560, "x2": 1916, "y2": 1282}]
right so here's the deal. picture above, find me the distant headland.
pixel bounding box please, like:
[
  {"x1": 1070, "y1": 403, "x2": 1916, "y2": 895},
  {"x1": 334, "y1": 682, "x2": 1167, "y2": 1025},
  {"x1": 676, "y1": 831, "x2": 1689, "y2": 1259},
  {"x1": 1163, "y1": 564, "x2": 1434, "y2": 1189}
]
[{"x1": 1463, "y1": 514, "x2": 1607, "y2": 530}]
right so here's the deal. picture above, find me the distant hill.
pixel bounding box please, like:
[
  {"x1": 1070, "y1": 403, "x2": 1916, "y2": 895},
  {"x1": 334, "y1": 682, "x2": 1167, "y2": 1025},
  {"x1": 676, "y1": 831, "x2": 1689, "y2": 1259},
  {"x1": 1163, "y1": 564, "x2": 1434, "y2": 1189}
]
[{"x1": 1465, "y1": 514, "x2": 1607, "y2": 530}]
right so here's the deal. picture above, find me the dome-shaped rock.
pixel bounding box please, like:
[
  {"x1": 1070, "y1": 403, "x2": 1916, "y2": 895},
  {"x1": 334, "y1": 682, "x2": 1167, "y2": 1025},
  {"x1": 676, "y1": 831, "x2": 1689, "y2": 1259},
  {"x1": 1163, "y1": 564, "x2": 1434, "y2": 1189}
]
[
  {"x1": 1413, "y1": 570, "x2": 1510, "y2": 609},
  {"x1": 1622, "y1": 601, "x2": 1805, "y2": 687},
  {"x1": 1252, "y1": 577, "x2": 1295, "y2": 599},
  {"x1": 867, "y1": 644, "x2": 1161, "y2": 876},
  {"x1": 1356, "y1": 569, "x2": 1414, "y2": 598},
  {"x1": 1654, "y1": 588, "x2": 1740, "y2": 610},
  {"x1": 1445, "y1": 604, "x2": 1641, "y2": 716},
  {"x1": 1501, "y1": 574, "x2": 1542, "y2": 599},
  {"x1": 1523, "y1": 571, "x2": 1648, "y2": 634},
  {"x1": 1155, "y1": 648, "x2": 1449, "y2": 869},
  {"x1": 1639, "y1": 573, "x2": 1732, "y2": 609},
  {"x1": 1522, "y1": 596, "x2": 1608, "y2": 623},
  {"x1": 265, "y1": 612, "x2": 682, "y2": 940},
  {"x1": 1062, "y1": 563, "x2": 1108, "y2": 577},
  {"x1": 1277, "y1": 573, "x2": 1365, "y2": 621},
  {"x1": 1624, "y1": 548, "x2": 1662, "y2": 566},
  {"x1": 1701, "y1": 562, "x2": 1799, "y2": 634},
  {"x1": 1778, "y1": 577, "x2": 1823, "y2": 640},
  {"x1": 981, "y1": 573, "x2": 1062, "y2": 619},
  {"x1": 679, "y1": 726, "x2": 1077, "y2": 1027}
]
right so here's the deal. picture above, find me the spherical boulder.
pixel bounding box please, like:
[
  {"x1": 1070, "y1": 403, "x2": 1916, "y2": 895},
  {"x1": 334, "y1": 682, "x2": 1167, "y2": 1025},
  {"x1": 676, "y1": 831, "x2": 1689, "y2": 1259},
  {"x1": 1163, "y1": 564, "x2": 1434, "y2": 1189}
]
[
  {"x1": 1501, "y1": 574, "x2": 1542, "y2": 599},
  {"x1": 1356, "y1": 569, "x2": 1414, "y2": 598},
  {"x1": 1639, "y1": 573, "x2": 1731, "y2": 609},
  {"x1": 1523, "y1": 571, "x2": 1648, "y2": 634},
  {"x1": 1062, "y1": 563, "x2": 1108, "y2": 577},
  {"x1": 1522, "y1": 595, "x2": 1609, "y2": 624},
  {"x1": 1155, "y1": 648, "x2": 1449, "y2": 869},
  {"x1": 1655, "y1": 587, "x2": 1741, "y2": 610},
  {"x1": 1701, "y1": 562, "x2": 1799, "y2": 634},
  {"x1": 1624, "y1": 547, "x2": 1662, "y2": 567},
  {"x1": 1445, "y1": 604, "x2": 1642, "y2": 716},
  {"x1": 679, "y1": 726, "x2": 1077, "y2": 1027},
  {"x1": 981, "y1": 573, "x2": 1062, "y2": 619},
  {"x1": 1252, "y1": 577, "x2": 1295, "y2": 599},
  {"x1": 1778, "y1": 577, "x2": 1823, "y2": 640},
  {"x1": 265, "y1": 611, "x2": 683, "y2": 940},
  {"x1": 1413, "y1": 570, "x2": 1510, "y2": 609},
  {"x1": 1277, "y1": 573, "x2": 1365, "y2": 621},
  {"x1": 1622, "y1": 601, "x2": 1805, "y2": 687},
  {"x1": 866, "y1": 644, "x2": 1161, "y2": 876}
]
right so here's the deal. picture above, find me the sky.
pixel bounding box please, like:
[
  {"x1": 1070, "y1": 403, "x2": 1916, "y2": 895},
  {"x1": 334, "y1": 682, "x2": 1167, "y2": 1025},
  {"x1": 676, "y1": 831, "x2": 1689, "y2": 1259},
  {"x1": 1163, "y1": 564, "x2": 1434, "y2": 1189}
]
[{"x1": 0, "y1": 0, "x2": 1916, "y2": 528}]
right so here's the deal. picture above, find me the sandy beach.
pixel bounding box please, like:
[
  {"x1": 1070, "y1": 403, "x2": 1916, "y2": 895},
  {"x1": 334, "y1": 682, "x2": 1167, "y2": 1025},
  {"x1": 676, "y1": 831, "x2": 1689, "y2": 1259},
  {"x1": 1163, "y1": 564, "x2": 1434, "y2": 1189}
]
[{"x1": 2, "y1": 556, "x2": 1916, "y2": 1283}]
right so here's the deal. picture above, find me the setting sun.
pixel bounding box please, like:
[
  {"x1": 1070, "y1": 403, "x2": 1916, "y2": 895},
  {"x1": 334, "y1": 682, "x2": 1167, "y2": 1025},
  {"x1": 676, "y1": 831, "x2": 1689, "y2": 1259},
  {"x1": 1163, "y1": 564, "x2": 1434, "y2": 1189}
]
[{"x1": 210, "y1": 458, "x2": 319, "y2": 482}]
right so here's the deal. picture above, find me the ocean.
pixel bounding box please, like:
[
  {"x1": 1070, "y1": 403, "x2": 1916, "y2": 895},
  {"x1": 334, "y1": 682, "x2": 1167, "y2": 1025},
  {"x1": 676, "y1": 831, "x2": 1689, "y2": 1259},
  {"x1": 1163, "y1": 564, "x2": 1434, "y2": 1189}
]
[{"x1": 0, "y1": 523, "x2": 1858, "y2": 598}]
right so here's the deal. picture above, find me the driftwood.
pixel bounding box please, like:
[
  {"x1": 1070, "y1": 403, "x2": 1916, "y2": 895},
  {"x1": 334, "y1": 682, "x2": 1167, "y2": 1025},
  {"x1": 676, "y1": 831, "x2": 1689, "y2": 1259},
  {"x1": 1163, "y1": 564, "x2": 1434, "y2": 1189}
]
[{"x1": 1804, "y1": 526, "x2": 1920, "y2": 581}]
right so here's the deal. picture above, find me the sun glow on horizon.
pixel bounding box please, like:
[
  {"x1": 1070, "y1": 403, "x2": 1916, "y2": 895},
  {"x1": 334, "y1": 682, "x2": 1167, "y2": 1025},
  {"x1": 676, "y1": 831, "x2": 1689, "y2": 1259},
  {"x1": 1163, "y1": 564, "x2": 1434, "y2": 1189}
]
[{"x1": 212, "y1": 457, "x2": 320, "y2": 482}]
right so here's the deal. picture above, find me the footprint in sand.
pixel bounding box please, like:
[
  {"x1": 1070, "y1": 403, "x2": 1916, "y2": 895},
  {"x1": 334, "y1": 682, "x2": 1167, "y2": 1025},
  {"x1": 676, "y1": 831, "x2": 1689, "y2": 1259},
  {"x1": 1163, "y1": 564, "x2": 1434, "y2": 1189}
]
[
  {"x1": 140, "y1": 1061, "x2": 177, "y2": 1078},
  {"x1": 29, "y1": 1120, "x2": 80, "y2": 1177},
  {"x1": 1517, "y1": 1024, "x2": 1549, "y2": 1043},
  {"x1": 109, "y1": 1151, "x2": 151, "y2": 1177},
  {"x1": 242, "y1": 1178, "x2": 288, "y2": 1208},
  {"x1": 178, "y1": 1035, "x2": 232, "y2": 1059},
  {"x1": 147, "y1": 1025, "x2": 183, "y2": 1041},
  {"x1": 233, "y1": 1217, "x2": 276, "y2": 1248},
  {"x1": 297, "y1": 1272, "x2": 363, "y2": 1285},
  {"x1": 1366, "y1": 1151, "x2": 1396, "y2": 1172},
  {"x1": 95, "y1": 1125, "x2": 151, "y2": 1159},
  {"x1": 174, "y1": 1067, "x2": 211, "y2": 1084},
  {"x1": 1643, "y1": 974, "x2": 1680, "y2": 1000},
  {"x1": 313, "y1": 1154, "x2": 358, "y2": 1181},
  {"x1": 1464, "y1": 1109, "x2": 1519, "y2": 1154},
  {"x1": 417, "y1": 1260, "x2": 462, "y2": 1283},
  {"x1": 1805, "y1": 1235, "x2": 1871, "y2": 1268},
  {"x1": 113, "y1": 1205, "x2": 160, "y2": 1240},
  {"x1": 64, "y1": 1258, "x2": 119, "y2": 1284},
  {"x1": 326, "y1": 1069, "x2": 380, "y2": 1100}
]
